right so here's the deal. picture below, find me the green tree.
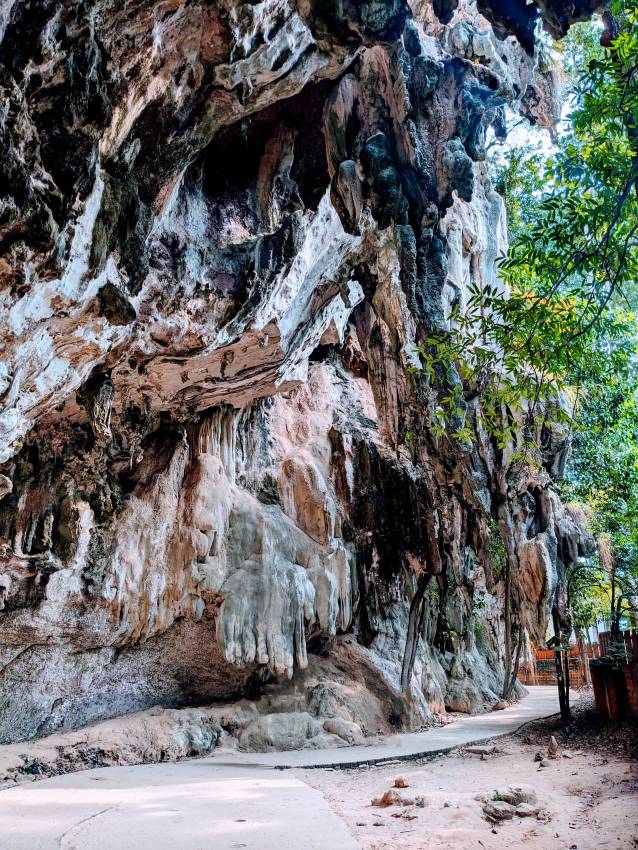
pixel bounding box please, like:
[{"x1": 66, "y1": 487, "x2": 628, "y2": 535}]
[
  {"x1": 410, "y1": 2, "x2": 638, "y2": 715},
  {"x1": 416, "y1": 1, "x2": 638, "y2": 445}
]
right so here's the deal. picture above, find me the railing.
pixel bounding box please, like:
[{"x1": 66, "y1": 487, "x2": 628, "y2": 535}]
[
  {"x1": 518, "y1": 631, "x2": 638, "y2": 686},
  {"x1": 518, "y1": 641, "x2": 600, "y2": 687},
  {"x1": 598, "y1": 629, "x2": 638, "y2": 662},
  {"x1": 519, "y1": 655, "x2": 590, "y2": 687}
]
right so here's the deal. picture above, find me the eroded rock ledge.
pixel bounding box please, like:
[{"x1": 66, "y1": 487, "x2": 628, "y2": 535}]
[{"x1": 0, "y1": 0, "x2": 594, "y2": 746}]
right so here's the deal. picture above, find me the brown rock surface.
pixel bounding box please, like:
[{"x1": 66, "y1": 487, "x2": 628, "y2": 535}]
[{"x1": 0, "y1": 0, "x2": 596, "y2": 746}]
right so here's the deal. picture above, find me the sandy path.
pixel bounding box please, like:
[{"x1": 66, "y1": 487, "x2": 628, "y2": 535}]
[
  {"x1": 302, "y1": 733, "x2": 638, "y2": 850},
  {"x1": 1, "y1": 688, "x2": 634, "y2": 850}
]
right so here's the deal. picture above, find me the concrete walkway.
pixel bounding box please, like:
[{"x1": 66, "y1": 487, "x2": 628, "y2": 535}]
[
  {"x1": 217, "y1": 684, "x2": 560, "y2": 768},
  {"x1": 0, "y1": 762, "x2": 358, "y2": 850},
  {"x1": 0, "y1": 686, "x2": 560, "y2": 850}
]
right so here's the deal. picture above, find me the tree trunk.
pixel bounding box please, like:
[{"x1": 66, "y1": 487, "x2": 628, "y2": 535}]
[
  {"x1": 502, "y1": 557, "x2": 512, "y2": 699},
  {"x1": 503, "y1": 624, "x2": 525, "y2": 700},
  {"x1": 610, "y1": 572, "x2": 620, "y2": 639},
  {"x1": 576, "y1": 628, "x2": 592, "y2": 686},
  {"x1": 495, "y1": 506, "x2": 520, "y2": 700},
  {"x1": 401, "y1": 574, "x2": 431, "y2": 692},
  {"x1": 552, "y1": 608, "x2": 571, "y2": 724}
]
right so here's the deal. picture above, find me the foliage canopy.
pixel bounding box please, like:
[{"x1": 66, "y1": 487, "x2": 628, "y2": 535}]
[{"x1": 415, "y1": 1, "x2": 638, "y2": 636}]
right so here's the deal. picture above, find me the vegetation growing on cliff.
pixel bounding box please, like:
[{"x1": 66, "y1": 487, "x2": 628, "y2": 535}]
[
  {"x1": 419, "y1": 1, "x2": 638, "y2": 452},
  {"x1": 411, "y1": 1, "x2": 638, "y2": 705}
]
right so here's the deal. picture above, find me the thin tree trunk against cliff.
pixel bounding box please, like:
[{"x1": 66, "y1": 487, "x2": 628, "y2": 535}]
[
  {"x1": 401, "y1": 574, "x2": 431, "y2": 692},
  {"x1": 513, "y1": 624, "x2": 524, "y2": 693},
  {"x1": 576, "y1": 628, "x2": 592, "y2": 686},
  {"x1": 552, "y1": 608, "x2": 571, "y2": 723},
  {"x1": 504, "y1": 624, "x2": 525, "y2": 699},
  {"x1": 554, "y1": 646, "x2": 567, "y2": 720},
  {"x1": 502, "y1": 557, "x2": 513, "y2": 700},
  {"x1": 495, "y1": 505, "x2": 520, "y2": 701}
]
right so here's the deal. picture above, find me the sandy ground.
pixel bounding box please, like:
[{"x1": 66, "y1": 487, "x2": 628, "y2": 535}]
[
  {"x1": 1, "y1": 689, "x2": 635, "y2": 849},
  {"x1": 301, "y1": 731, "x2": 638, "y2": 850}
]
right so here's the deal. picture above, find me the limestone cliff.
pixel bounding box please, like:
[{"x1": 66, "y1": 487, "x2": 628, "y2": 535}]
[{"x1": 0, "y1": 0, "x2": 594, "y2": 747}]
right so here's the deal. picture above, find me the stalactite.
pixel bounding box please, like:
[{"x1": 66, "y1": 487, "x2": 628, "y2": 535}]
[{"x1": 0, "y1": 0, "x2": 597, "y2": 745}]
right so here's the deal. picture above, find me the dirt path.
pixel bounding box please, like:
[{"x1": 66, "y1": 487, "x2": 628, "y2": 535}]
[
  {"x1": 302, "y1": 727, "x2": 637, "y2": 850},
  {"x1": 1, "y1": 689, "x2": 635, "y2": 850}
]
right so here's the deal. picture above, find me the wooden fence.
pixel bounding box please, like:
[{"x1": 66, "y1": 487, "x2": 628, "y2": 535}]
[
  {"x1": 598, "y1": 629, "x2": 638, "y2": 662},
  {"x1": 519, "y1": 629, "x2": 638, "y2": 687},
  {"x1": 519, "y1": 644, "x2": 598, "y2": 687}
]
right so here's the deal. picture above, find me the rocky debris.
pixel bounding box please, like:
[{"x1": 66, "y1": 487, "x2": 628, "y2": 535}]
[
  {"x1": 0, "y1": 694, "x2": 370, "y2": 785},
  {"x1": 483, "y1": 799, "x2": 517, "y2": 820},
  {"x1": 391, "y1": 809, "x2": 418, "y2": 820},
  {"x1": 466, "y1": 744, "x2": 498, "y2": 756},
  {"x1": 238, "y1": 711, "x2": 349, "y2": 752},
  {"x1": 394, "y1": 776, "x2": 410, "y2": 788},
  {"x1": 516, "y1": 802, "x2": 540, "y2": 817},
  {"x1": 0, "y1": 705, "x2": 225, "y2": 786},
  {"x1": 494, "y1": 783, "x2": 538, "y2": 806},
  {"x1": 322, "y1": 717, "x2": 366, "y2": 746},
  {"x1": 371, "y1": 788, "x2": 426, "y2": 808},
  {"x1": 533, "y1": 734, "x2": 561, "y2": 765},
  {"x1": 304, "y1": 727, "x2": 637, "y2": 849},
  {"x1": 0, "y1": 0, "x2": 596, "y2": 748},
  {"x1": 372, "y1": 789, "x2": 410, "y2": 807},
  {"x1": 483, "y1": 783, "x2": 540, "y2": 821}
]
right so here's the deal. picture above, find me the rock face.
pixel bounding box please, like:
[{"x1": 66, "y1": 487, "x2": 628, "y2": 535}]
[{"x1": 0, "y1": 0, "x2": 593, "y2": 745}]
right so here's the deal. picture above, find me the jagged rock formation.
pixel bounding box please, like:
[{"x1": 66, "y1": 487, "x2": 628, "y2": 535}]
[{"x1": 0, "y1": 0, "x2": 594, "y2": 747}]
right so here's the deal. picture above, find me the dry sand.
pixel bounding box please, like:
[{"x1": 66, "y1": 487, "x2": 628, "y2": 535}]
[{"x1": 302, "y1": 725, "x2": 637, "y2": 849}]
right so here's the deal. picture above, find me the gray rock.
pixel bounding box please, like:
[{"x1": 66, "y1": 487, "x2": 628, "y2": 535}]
[
  {"x1": 0, "y1": 0, "x2": 590, "y2": 754},
  {"x1": 322, "y1": 718, "x2": 365, "y2": 746},
  {"x1": 494, "y1": 784, "x2": 538, "y2": 806},
  {"x1": 238, "y1": 713, "x2": 327, "y2": 752},
  {"x1": 483, "y1": 800, "x2": 516, "y2": 820},
  {"x1": 515, "y1": 803, "x2": 540, "y2": 817}
]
